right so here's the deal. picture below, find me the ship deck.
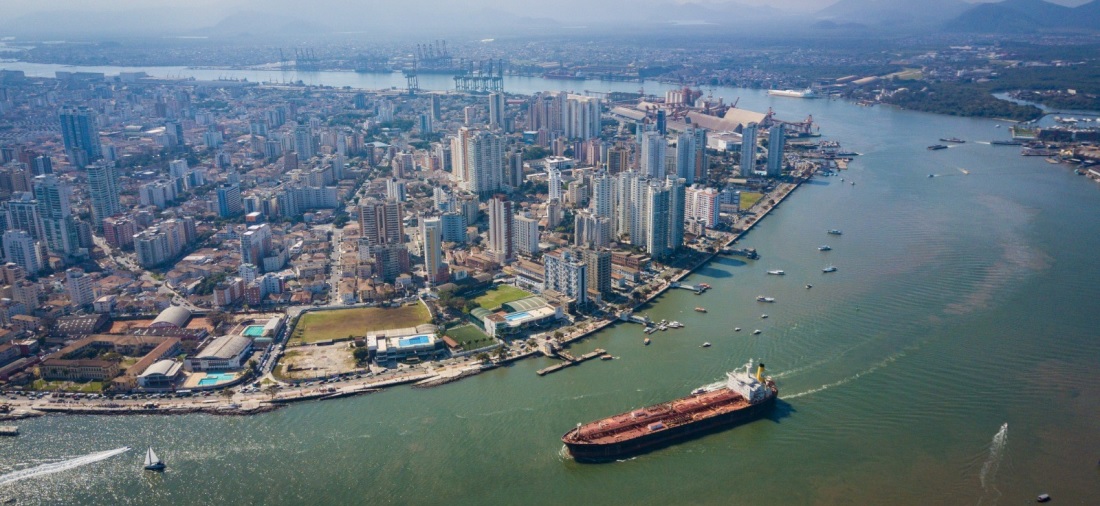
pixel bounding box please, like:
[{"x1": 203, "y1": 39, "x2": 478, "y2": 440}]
[{"x1": 565, "y1": 388, "x2": 753, "y2": 445}]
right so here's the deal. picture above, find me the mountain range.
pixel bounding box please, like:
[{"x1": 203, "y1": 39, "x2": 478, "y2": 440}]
[{"x1": 1, "y1": 0, "x2": 1098, "y2": 39}]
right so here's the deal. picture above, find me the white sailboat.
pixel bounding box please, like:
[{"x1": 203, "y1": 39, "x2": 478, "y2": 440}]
[{"x1": 144, "y1": 447, "x2": 166, "y2": 471}]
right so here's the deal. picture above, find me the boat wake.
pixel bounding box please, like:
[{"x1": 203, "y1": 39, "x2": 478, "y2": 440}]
[
  {"x1": 783, "y1": 351, "x2": 905, "y2": 399},
  {"x1": 0, "y1": 447, "x2": 130, "y2": 486},
  {"x1": 978, "y1": 423, "x2": 1009, "y2": 505}
]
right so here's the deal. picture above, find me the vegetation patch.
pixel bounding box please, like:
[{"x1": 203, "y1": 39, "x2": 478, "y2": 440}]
[
  {"x1": 290, "y1": 304, "x2": 431, "y2": 344},
  {"x1": 739, "y1": 192, "x2": 764, "y2": 210},
  {"x1": 472, "y1": 285, "x2": 532, "y2": 311},
  {"x1": 445, "y1": 324, "x2": 494, "y2": 350}
]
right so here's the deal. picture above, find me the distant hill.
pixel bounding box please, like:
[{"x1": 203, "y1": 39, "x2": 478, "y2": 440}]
[
  {"x1": 816, "y1": 0, "x2": 972, "y2": 28},
  {"x1": 944, "y1": 0, "x2": 1100, "y2": 33}
]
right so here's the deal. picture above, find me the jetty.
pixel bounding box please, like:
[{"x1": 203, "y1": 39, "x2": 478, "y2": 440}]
[{"x1": 537, "y1": 348, "x2": 606, "y2": 376}]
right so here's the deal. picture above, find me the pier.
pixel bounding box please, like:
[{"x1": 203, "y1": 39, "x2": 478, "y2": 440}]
[{"x1": 537, "y1": 349, "x2": 606, "y2": 376}]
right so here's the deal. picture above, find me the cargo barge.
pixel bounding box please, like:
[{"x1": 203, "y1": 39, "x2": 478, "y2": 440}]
[{"x1": 562, "y1": 363, "x2": 777, "y2": 462}]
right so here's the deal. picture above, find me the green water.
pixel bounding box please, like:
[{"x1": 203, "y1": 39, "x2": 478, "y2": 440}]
[{"x1": 2, "y1": 84, "x2": 1100, "y2": 505}]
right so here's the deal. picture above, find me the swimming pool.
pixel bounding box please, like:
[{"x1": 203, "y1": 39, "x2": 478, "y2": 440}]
[
  {"x1": 197, "y1": 373, "x2": 236, "y2": 386},
  {"x1": 397, "y1": 335, "x2": 431, "y2": 348},
  {"x1": 503, "y1": 311, "x2": 531, "y2": 322},
  {"x1": 242, "y1": 325, "x2": 266, "y2": 337}
]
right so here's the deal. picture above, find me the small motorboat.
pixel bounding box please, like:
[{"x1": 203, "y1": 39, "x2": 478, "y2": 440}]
[
  {"x1": 701, "y1": 342, "x2": 711, "y2": 348},
  {"x1": 806, "y1": 284, "x2": 813, "y2": 289},
  {"x1": 827, "y1": 229, "x2": 843, "y2": 235},
  {"x1": 767, "y1": 270, "x2": 785, "y2": 275},
  {"x1": 818, "y1": 245, "x2": 831, "y2": 251},
  {"x1": 823, "y1": 265, "x2": 838, "y2": 273},
  {"x1": 761, "y1": 314, "x2": 769, "y2": 319},
  {"x1": 1037, "y1": 494, "x2": 1051, "y2": 503},
  {"x1": 644, "y1": 338, "x2": 651, "y2": 345},
  {"x1": 600, "y1": 354, "x2": 613, "y2": 361},
  {"x1": 694, "y1": 307, "x2": 707, "y2": 313},
  {"x1": 734, "y1": 327, "x2": 741, "y2": 332},
  {"x1": 756, "y1": 296, "x2": 775, "y2": 303},
  {"x1": 752, "y1": 329, "x2": 762, "y2": 335}
]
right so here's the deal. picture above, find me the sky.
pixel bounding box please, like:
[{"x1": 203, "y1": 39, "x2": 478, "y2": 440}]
[{"x1": 2, "y1": 0, "x2": 1092, "y2": 19}]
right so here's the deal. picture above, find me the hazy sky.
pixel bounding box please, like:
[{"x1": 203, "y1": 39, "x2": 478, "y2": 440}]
[{"x1": 3, "y1": 0, "x2": 1092, "y2": 19}]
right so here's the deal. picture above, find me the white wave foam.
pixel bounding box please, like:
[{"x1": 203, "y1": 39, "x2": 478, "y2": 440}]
[
  {"x1": 979, "y1": 423, "x2": 1008, "y2": 504},
  {"x1": 784, "y1": 351, "x2": 905, "y2": 399},
  {"x1": 0, "y1": 447, "x2": 130, "y2": 486}
]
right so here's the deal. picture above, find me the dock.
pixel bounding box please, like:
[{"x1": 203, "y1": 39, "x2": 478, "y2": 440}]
[
  {"x1": 0, "y1": 426, "x2": 19, "y2": 436},
  {"x1": 537, "y1": 349, "x2": 606, "y2": 376}
]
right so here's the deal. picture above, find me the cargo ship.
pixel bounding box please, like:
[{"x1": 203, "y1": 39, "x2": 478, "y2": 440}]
[
  {"x1": 561, "y1": 363, "x2": 777, "y2": 462},
  {"x1": 768, "y1": 89, "x2": 816, "y2": 99}
]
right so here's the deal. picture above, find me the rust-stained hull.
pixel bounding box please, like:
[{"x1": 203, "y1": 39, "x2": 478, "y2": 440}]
[{"x1": 562, "y1": 386, "x2": 777, "y2": 462}]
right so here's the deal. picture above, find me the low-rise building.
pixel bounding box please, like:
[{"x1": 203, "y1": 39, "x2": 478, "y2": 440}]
[{"x1": 187, "y1": 335, "x2": 253, "y2": 371}]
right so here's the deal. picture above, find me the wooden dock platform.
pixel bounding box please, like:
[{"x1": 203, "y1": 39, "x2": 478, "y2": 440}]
[{"x1": 537, "y1": 349, "x2": 606, "y2": 376}]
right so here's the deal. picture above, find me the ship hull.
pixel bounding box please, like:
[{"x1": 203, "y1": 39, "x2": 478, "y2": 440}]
[{"x1": 563, "y1": 392, "x2": 777, "y2": 462}]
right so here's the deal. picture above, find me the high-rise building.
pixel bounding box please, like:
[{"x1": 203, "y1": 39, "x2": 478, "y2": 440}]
[
  {"x1": 548, "y1": 167, "x2": 563, "y2": 201},
  {"x1": 488, "y1": 92, "x2": 505, "y2": 129},
  {"x1": 507, "y1": 152, "x2": 525, "y2": 188},
  {"x1": 740, "y1": 122, "x2": 758, "y2": 177},
  {"x1": 441, "y1": 212, "x2": 467, "y2": 243},
  {"x1": 666, "y1": 177, "x2": 685, "y2": 252},
  {"x1": 691, "y1": 128, "x2": 708, "y2": 182},
  {"x1": 86, "y1": 162, "x2": 121, "y2": 230},
  {"x1": 563, "y1": 94, "x2": 601, "y2": 140},
  {"x1": 675, "y1": 128, "x2": 697, "y2": 185},
  {"x1": 607, "y1": 146, "x2": 629, "y2": 175},
  {"x1": 294, "y1": 124, "x2": 314, "y2": 160},
  {"x1": 358, "y1": 199, "x2": 404, "y2": 247},
  {"x1": 513, "y1": 213, "x2": 540, "y2": 256},
  {"x1": 641, "y1": 131, "x2": 667, "y2": 178},
  {"x1": 590, "y1": 171, "x2": 614, "y2": 220},
  {"x1": 31, "y1": 155, "x2": 53, "y2": 176},
  {"x1": 3, "y1": 192, "x2": 44, "y2": 240},
  {"x1": 33, "y1": 174, "x2": 79, "y2": 257},
  {"x1": 645, "y1": 183, "x2": 671, "y2": 259},
  {"x1": 686, "y1": 186, "x2": 720, "y2": 228},
  {"x1": 66, "y1": 267, "x2": 95, "y2": 306},
  {"x1": 59, "y1": 106, "x2": 102, "y2": 167},
  {"x1": 216, "y1": 183, "x2": 243, "y2": 218},
  {"x1": 574, "y1": 211, "x2": 611, "y2": 249},
  {"x1": 583, "y1": 248, "x2": 612, "y2": 297},
  {"x1": 419, "y1": 113, "x2": 434, "y2": 135},
  {"x1": 102, "y1": 216, "x2": 136, "y2": 249},
  {"x1": 767, "y1": 124, "x2": 786, "y2": 177},
  {"x1": 543, "y1": 249, "x2": 587, "y2": 304},
  {"x1": 656, "y1": 109, "x2": 667, "y2": 135},
  {"x1": 488, "y1": 196, "x2": 514, "y2": 264},
  {"x1": 464, "y1": 130, "x2": 504, "y2": 198},
  {"x1": 387, "y1": 178, "x2": 407, "y2": 202},
  {"x1": 2, "y1": 230, "x2": 44, "y2": 275},
  {"x1": 240, "y1": 224, "x2": 273, "y2": 269},
  {"x1": 430, "y1": 94, "x2": 442, "y2": 121},
  {"x1": 421, "y1": 217, "x2": 446, "y2": 284}
]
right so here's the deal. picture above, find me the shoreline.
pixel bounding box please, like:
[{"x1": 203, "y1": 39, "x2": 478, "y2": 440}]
[{"x1": 1, "y1": 174, "x2": 814, "y2": 420}]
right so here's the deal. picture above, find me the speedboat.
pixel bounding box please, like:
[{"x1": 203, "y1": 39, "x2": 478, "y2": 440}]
[
  {"x1": 756, "y1": 296, "x2": 775, "y2": 303},
  {"x1": 734, "y1": 327, "x2": 742, "y2": 332},
  {"x1": 752, "y1": 329, "x2": 762, "y2": 335},
  {"x1": 761, "y1": 314, "x2": 769, "y2": 319},
  {"x1": 701, "y1": 342, "x2": 711, "y2": 348},
  {"x1": 823, "y1": 265, "x2": 838, "y2": 273},
  {"x1": 818, "y1": 245, "x2": 832, "y2": 251},
  {"x1": 767, "y1": 270, "x2": 785, "y2": 275}
]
